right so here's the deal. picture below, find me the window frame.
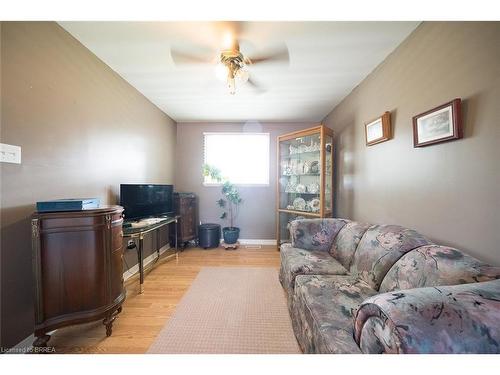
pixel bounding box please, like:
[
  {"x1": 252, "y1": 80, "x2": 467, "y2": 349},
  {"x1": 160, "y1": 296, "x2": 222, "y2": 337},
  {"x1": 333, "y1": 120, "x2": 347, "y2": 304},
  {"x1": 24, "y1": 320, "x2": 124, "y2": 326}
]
[{"x1": 203, "y1": 132, "x2": 271, "y2": 187}]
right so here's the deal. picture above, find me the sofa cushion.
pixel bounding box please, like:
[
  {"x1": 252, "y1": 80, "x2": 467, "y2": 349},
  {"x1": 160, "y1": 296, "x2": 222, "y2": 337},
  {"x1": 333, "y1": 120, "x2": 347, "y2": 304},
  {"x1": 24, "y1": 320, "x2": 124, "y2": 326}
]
[
  {"x1": 350, "y1": 225, "x2": 432, "y2": 290},
  {"x1": 279, "y1": 245, "x2": 348, "y2": 299},
  {"x1": 354, "y1": 279, "x2": 500, "y2": 353},
  {"x1": 290, "y1": 218, "x2": 348, "y2": 252},
  {"x1": 291, "y1": 274, "x2": 377, "y2": 353},
  {"x1": 379, "y1": 245, "x2": 500, "y2": 293},
  {"x1": 330, "y1": 221, "x2": 372, "y2": 269}
]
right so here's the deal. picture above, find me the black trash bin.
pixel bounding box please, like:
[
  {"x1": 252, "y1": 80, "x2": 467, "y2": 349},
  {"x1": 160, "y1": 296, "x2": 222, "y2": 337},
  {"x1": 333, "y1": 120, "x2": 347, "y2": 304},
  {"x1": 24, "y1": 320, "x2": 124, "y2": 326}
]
[{"x1": 198, "y1": 223, "x2": 221, "y2": 249}]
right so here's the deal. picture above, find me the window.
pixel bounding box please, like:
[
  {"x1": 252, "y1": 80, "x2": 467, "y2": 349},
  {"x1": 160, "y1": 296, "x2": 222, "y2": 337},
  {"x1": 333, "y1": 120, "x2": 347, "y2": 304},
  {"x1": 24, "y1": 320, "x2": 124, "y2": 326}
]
[{"x1": 204, "y1": 132, "x2": 270, "y2": 185}]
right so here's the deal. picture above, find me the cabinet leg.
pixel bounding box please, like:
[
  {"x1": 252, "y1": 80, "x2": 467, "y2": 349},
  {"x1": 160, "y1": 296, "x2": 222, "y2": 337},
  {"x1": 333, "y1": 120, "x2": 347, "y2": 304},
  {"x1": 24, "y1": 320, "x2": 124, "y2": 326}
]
[
  {"x1": 102, "y1": 305, "x2": 123, "y2": 337},
  {"x1": 105, "y1": 322, "x2": 113, "y2": 337},
  {"x1": 33, "y1": 334, "x2": 51, "y2": 348},
  {"x1": 103, "y1": 315, "x2": 115, "y2": 337}
]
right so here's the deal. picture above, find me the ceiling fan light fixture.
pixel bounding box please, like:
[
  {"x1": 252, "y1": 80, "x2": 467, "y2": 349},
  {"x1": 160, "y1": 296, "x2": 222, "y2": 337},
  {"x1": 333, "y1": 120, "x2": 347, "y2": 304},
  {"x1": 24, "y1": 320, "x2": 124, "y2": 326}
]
[{"x1": 171, "y1": 31, "x2": 288, "y2": 96}]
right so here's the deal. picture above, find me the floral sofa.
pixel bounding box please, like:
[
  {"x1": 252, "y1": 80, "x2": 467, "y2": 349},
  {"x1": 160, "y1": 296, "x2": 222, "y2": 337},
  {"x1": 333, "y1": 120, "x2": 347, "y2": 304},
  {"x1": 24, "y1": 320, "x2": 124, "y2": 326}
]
[{"x1": 279, "y1": 218, "x2": 500, "y2": 354}]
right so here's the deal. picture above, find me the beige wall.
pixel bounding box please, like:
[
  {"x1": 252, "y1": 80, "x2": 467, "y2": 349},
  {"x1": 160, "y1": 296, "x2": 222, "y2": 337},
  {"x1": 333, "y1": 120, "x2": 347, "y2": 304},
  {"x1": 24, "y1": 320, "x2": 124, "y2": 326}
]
[
  {"x1": 175, "y1": 122, "x2": 314, "y2": 239},
  {"x1": 323, "y1": 22, "x2": 500, "y2": 265},
  {"x1": 0, "y1": 22, "x2": 177, "y2": 348}
]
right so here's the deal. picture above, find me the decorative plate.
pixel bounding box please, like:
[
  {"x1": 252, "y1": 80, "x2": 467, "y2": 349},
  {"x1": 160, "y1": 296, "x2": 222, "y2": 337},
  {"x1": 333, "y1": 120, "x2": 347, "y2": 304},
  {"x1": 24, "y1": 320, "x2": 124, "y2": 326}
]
[
  {"x1": 310, "y1": 161, "x2": 320, "y2": 174},
  {"x1": 296, "y1": 184, "x2": 306, "y2": 193},
  {"x1": 293, "y1": 197, "x2": 306, "y2": 211},
  {"x1": 309, "y1": 198, "x2": 321, "y2": 212},
  {"x1": 307, "y1": 182, "x2": 319, "y2": 194}
]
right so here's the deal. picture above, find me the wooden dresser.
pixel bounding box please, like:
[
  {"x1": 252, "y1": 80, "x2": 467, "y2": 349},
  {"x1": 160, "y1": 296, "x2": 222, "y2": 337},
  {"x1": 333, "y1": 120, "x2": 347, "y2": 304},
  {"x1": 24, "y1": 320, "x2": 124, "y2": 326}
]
[
  {"x1": 173, "y1": 192, "x2": 198, "y2": 247},
  {"x1": 31, "y1": 205, "x2": 125, "y2": 347}
]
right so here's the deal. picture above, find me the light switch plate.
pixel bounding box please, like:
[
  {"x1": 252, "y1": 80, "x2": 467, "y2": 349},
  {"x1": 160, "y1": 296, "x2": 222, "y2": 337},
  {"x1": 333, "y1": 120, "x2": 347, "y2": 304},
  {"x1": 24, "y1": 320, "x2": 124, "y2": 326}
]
[{"x1": 0, "y1": 143, "x2": 22, "y2": 164}]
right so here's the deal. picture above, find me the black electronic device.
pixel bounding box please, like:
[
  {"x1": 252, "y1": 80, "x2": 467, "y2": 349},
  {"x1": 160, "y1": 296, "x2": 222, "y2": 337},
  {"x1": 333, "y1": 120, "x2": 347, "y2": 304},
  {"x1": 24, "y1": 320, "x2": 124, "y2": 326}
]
[{"x1": 120, "y1": 184, "x2": 174, "y2": 220}]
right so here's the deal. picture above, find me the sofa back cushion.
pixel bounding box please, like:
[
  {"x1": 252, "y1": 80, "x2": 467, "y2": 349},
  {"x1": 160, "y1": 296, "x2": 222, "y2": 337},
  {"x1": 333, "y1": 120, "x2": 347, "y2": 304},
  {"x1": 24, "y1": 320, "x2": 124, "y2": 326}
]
[
  {"x1": 330, "y1": 221, "x2": 372, "y2": 269},
  {"x1": 290, "y1": 218, "x2": 348, "y2": 252},
  {"x1": 350, "y1": 225, "x2": 432, "y2": 290},
  {"x1": 379, "y1": 245, "x2": 500, "y2": 292}
]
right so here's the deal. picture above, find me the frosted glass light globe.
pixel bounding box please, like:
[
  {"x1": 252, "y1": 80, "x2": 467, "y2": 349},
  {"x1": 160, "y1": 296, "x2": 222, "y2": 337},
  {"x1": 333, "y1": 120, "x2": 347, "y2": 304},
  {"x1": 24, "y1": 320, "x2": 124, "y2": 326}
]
[
  {"x1": 235, "y1": 68, "x2": 249, "y2": 84},
  {"x1": 215, "y1": 63, "x2": 228, "y2": 81}
]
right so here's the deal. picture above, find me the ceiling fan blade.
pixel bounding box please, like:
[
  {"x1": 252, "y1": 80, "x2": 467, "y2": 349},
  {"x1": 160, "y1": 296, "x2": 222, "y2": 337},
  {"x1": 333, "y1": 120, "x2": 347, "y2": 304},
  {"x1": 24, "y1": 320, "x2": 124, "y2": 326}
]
[
  {"x1": 247, "y1": 45, "x2": 290, "y2": 65},
  {"x1": 247, "y1": 77, "x2": 266, "y2": 94},
  {"x1": 170, "y1": 49, "x2": 214, "y2": 65}
]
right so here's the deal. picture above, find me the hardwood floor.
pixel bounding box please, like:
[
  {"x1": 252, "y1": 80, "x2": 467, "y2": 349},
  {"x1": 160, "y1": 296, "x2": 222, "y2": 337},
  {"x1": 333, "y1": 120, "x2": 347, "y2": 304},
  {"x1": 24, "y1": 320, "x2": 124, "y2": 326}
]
[{"x1": 48, "y1": 245, "x2": 281, "y2": 353}]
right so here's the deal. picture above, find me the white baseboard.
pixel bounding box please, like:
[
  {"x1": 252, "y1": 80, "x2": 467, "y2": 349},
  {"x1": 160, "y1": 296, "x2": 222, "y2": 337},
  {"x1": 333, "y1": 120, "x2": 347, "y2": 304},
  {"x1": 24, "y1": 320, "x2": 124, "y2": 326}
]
[
  {"x1": 238, "y1": 239, "x2": 277, "y2": 246},
  {"x1": 220, "y1": 238, "x2": 277, "y2": 246},
  {"x1": 123, "y1": 244, "x2": 171, "y2": 282}
]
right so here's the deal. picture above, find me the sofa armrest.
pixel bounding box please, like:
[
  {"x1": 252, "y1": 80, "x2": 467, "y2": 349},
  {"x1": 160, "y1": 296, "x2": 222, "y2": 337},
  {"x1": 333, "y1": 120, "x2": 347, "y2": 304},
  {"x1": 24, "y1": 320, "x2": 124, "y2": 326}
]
[
  {"x1": 353, "y1": 279, "x2": 500, "y2": 353},
  {"x1": 289, "y1": 218, "x2": 348, "y2": 252}
]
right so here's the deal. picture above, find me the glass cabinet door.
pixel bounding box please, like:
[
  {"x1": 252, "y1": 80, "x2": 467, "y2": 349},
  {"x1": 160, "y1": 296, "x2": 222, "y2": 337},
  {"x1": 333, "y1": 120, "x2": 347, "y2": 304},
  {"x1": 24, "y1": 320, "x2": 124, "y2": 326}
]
[
  {"x1": 278, "y1": 132, "x2": 322, "y2": 214},
  {"x1": 277, "y1": 125, "x2": 334, "y2": 246}
]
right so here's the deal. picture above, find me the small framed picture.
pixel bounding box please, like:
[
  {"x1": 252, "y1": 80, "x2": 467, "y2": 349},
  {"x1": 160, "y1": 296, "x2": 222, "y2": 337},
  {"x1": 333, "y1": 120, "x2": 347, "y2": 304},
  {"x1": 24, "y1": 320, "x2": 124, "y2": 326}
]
[
  {"x1": 365, "y1": 111, "x2": 391, "y2": 146},
  {"x1": 413, "y1": 99, "x2": 462, "y2": 147}
]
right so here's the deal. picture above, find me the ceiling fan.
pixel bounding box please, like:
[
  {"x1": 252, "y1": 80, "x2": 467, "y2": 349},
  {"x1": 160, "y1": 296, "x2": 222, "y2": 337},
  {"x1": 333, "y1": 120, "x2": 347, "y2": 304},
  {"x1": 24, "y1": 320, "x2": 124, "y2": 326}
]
[{"x1": 170, "y1": 23, "x2": 289, "y2": 95}]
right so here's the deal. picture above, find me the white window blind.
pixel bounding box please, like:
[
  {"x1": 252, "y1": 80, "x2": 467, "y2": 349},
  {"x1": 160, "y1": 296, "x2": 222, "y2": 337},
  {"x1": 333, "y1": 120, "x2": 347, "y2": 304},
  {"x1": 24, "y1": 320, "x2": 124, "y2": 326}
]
[{"x1": 204, "y1": 133, "x2": 270, "y2": 185}]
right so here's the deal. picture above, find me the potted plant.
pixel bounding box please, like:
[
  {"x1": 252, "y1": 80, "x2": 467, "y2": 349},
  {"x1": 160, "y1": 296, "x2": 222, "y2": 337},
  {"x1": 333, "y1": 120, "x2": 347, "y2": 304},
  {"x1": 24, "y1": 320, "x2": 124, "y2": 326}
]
[{"x1": 203, "y1": 164, "x2": 242, "y2": 244}]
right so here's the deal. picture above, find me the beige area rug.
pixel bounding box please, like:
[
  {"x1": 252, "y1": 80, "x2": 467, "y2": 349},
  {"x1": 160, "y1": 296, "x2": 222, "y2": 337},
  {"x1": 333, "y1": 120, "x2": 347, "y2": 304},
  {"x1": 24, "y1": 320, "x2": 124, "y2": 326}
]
[{"x1": 147, "y1": 267, "x2": 301, "y2": 354}]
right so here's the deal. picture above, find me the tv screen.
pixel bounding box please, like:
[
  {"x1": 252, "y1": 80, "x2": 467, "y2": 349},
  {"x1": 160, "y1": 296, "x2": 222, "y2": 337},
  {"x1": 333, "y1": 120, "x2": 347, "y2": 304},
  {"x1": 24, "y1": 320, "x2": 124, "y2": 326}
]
[{"x1": 120, "y1": 184, "x2": 173, "y2": 220}]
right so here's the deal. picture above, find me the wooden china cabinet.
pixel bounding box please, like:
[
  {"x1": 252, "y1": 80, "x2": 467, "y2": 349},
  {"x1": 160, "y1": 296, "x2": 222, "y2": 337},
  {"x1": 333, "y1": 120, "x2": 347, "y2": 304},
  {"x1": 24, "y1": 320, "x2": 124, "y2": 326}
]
[
  {"x1": 276, "y1": 125, "x2": 334, "y2": 247},
  {"x1": 31, "y1": 205, "x2": 126, "y2": 347}
]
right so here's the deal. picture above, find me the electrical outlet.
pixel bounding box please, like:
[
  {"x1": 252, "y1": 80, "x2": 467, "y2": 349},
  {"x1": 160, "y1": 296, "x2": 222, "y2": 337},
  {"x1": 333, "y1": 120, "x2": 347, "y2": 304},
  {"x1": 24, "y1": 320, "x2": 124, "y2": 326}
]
[{"x1": 0, "y1": 143, "x2": 21, "y2": 164}]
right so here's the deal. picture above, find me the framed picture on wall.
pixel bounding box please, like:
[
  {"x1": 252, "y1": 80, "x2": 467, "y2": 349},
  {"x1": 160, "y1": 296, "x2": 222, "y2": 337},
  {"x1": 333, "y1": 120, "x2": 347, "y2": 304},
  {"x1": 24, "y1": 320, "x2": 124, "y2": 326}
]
[
  {"x1": 365, "y1": 111, "x2": 391, "y2": 146},
  {"x1": 412, "y1": 98, "x2": 462, "y2": 147}
]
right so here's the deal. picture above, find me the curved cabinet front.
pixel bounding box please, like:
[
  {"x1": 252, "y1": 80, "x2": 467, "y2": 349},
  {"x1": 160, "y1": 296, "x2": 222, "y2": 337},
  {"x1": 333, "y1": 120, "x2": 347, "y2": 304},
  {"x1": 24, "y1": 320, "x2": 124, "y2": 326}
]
[{"x1": 32, "y1": 205, "x2": 125, "y2": 347}]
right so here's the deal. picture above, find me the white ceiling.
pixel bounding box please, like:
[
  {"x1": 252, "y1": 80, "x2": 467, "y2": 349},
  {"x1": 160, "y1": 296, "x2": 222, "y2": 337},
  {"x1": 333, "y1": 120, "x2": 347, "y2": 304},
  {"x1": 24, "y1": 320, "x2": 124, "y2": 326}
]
[{"x1": 59, "y1": 21, "x2": 419, "y2": 122}]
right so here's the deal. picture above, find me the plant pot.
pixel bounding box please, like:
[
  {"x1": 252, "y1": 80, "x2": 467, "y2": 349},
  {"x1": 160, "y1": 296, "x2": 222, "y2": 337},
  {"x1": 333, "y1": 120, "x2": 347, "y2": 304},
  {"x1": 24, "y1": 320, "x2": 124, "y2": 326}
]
[
  {"x1": 198, "y1": 223, "x2": 221, "y2": 249},
  {"x1": 222, "y1": 227, "x2": 240, "y2": 244}
]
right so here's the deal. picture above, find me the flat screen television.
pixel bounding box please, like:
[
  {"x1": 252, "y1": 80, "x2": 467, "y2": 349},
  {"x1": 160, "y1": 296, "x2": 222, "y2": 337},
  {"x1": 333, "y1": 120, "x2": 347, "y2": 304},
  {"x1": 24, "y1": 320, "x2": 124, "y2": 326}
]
[{"x1": 120, "y1": 184, "x2": 174, "y2": 220}]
